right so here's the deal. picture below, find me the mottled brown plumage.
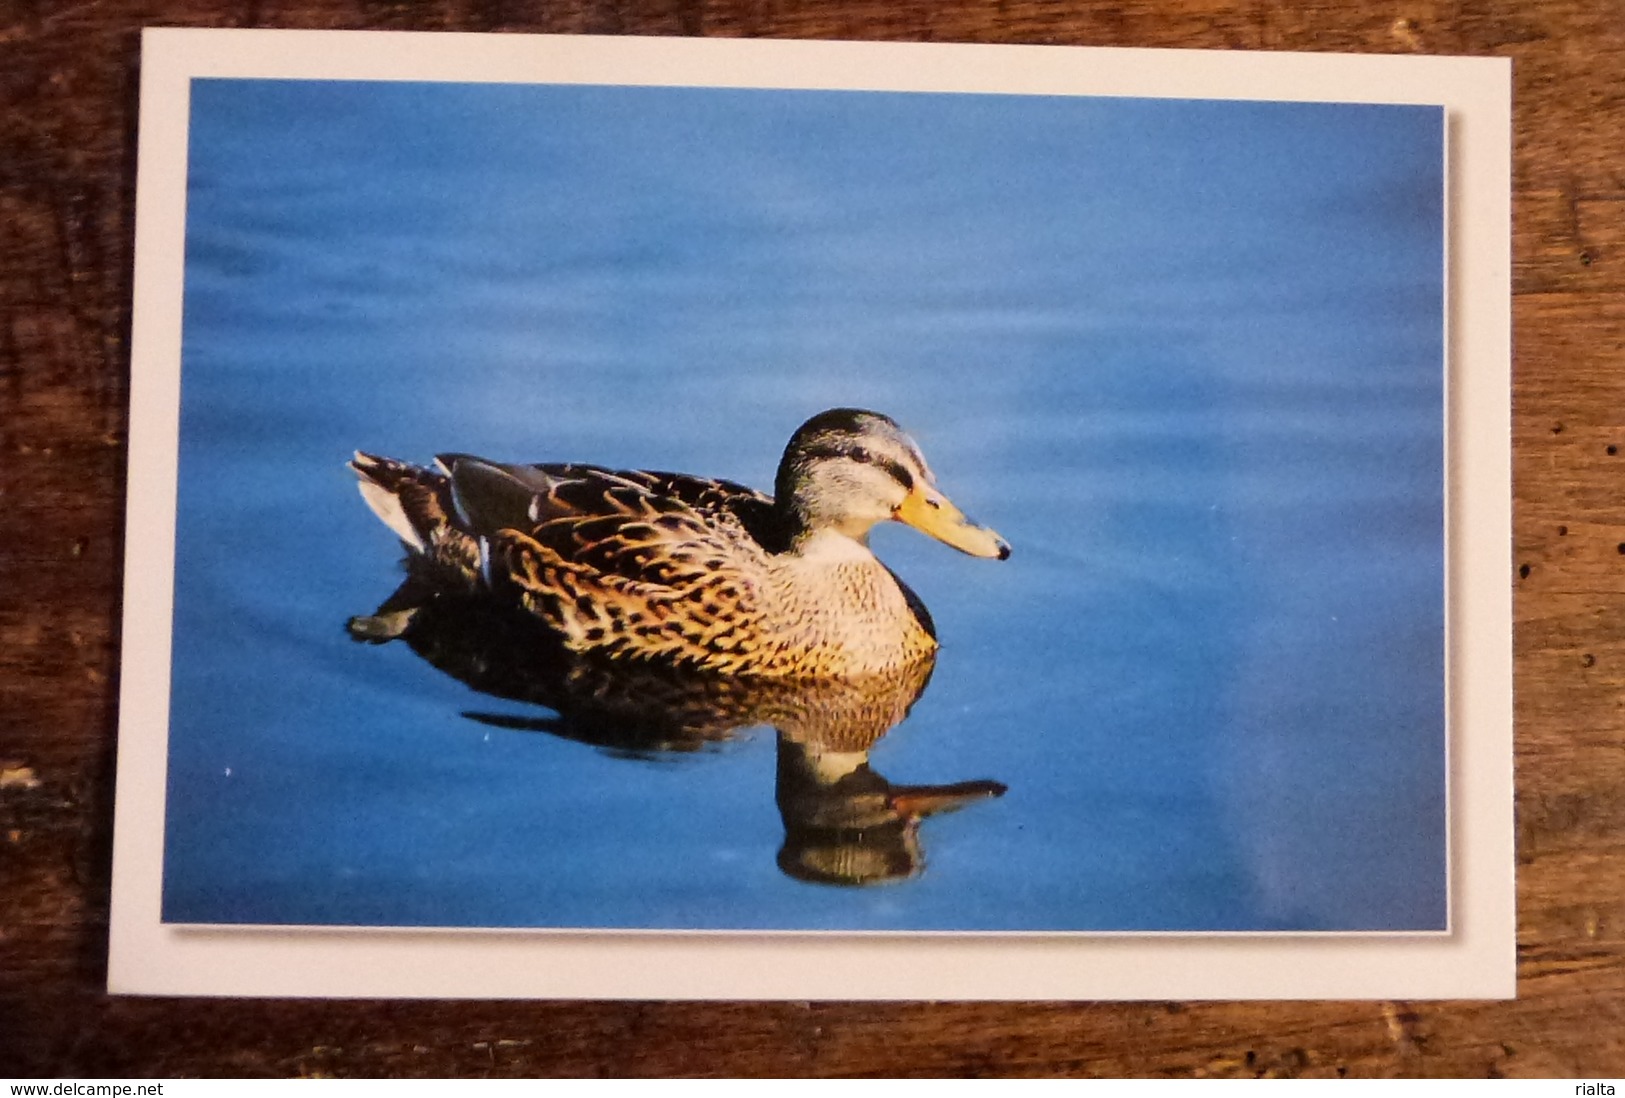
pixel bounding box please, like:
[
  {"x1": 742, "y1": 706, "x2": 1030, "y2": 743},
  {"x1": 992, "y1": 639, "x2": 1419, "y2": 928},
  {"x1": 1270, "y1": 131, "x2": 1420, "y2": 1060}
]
[{"x1": 350, "y1": 409, "x2": 1009, "y2": 677}]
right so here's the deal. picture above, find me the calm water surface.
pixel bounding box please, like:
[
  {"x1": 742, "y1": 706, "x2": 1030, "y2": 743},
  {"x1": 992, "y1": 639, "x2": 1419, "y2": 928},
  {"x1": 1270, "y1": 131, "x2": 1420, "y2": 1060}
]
[{"x1": 162, "y1": 81, "x2": 1446, "y2": 931}]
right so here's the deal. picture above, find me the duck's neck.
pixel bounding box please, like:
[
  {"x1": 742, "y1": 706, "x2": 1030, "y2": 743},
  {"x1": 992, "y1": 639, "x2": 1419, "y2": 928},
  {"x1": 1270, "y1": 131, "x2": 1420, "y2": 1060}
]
[
  {"x1": 772, "y1": 493, "x2": 884, "y2": 557},
  {"x1": 784, "y1": 525, "x2": 875, "y2": 561}
]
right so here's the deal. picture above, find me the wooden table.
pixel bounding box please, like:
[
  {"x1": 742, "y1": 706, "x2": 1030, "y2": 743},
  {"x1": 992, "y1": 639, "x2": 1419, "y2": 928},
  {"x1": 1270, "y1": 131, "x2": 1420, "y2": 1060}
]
[{"x1": 2, "y1": 0, "x2": 1621, "y2": 1078}]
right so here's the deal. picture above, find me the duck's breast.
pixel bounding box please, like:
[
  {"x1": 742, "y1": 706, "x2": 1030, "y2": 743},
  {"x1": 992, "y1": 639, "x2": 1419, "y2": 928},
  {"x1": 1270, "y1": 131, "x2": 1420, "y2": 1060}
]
[{"x1": 762, "y1": 543, "x2": 938, "y2": 676}]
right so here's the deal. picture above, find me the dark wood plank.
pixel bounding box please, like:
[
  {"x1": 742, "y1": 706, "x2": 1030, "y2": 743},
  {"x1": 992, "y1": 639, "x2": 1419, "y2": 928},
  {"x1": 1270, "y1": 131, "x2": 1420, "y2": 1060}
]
[{"x1": 3, "y1": 0, "x2": 1622, "y2": 1078}]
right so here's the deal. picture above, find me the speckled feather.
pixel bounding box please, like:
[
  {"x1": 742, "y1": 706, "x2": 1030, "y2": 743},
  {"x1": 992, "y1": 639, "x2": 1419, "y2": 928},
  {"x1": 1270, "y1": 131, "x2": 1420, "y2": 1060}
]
[{"x1": 349, "y1": 451, "x2": 940, "y2": 677}]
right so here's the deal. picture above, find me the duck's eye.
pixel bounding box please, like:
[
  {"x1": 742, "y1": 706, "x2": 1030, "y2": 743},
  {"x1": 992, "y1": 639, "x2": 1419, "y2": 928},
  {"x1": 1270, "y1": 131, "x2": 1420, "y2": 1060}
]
[{"x1": 849, "y1": 446, "x2": 873, "y2": 465}]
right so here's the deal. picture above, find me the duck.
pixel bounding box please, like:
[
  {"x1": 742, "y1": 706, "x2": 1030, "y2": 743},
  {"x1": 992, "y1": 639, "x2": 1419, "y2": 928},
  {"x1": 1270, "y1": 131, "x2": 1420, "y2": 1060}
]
[{"x1": 348, "y1": 408, "x2": 1009, "y2": 678}]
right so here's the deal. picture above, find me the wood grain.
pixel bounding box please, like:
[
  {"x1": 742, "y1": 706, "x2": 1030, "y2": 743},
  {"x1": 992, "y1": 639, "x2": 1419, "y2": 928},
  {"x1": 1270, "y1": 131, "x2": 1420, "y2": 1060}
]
[{"x1": 3, "y1": 0, "x2": 1622, "y2": 1079}]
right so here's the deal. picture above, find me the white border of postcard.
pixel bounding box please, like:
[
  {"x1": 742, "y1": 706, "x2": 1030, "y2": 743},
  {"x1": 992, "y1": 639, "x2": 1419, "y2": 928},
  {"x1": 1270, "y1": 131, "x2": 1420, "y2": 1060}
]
[{"x1": 111, "y1": 27, "x2": 1512, "y2": 999}]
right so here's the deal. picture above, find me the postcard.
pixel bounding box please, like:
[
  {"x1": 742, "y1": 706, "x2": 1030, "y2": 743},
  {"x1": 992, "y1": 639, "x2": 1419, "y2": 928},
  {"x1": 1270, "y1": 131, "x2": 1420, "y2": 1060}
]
[{"x1": 110, "y1": 28, "x2": 1513, "y2": 998}]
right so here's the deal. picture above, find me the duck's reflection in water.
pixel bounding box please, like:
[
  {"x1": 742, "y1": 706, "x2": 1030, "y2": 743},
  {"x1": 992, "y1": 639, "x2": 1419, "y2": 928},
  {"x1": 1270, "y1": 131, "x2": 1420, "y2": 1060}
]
[
  {"x1": 775, "y1": 721, "x2": 1004, "y2": 887},
  {"x1": 351, "y1": 593, "x2": 1005, "y2": 887}
]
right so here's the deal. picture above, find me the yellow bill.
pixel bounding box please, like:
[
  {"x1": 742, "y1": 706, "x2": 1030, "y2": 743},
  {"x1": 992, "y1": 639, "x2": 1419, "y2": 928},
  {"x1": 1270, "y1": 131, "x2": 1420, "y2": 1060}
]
[{"x1": 894, "y1": 483, "x2": 1011, "y2": 560}]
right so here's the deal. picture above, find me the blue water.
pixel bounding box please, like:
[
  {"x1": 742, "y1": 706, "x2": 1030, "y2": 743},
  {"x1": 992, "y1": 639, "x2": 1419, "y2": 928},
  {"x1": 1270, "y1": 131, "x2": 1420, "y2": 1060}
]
[{"x1": 161, "y1": 78, "x2": 1446, "y2": 931}]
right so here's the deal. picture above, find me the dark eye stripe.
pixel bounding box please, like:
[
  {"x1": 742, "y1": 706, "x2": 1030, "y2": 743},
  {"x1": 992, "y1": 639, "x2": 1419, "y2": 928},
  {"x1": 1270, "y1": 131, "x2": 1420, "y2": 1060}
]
[
  {"x1": 876, "y1": 456, "x2": 914, "y2": 490},
  {"x1": 798, "y1": 444, "x2": 848, "y2": 465},
  {"x1": 798, "y1": 442, "x2": 914, "y2": 490}
]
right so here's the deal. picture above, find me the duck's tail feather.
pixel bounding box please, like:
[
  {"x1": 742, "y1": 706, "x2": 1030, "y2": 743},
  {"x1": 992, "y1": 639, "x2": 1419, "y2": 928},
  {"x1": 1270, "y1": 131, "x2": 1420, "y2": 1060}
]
[{"x1": 349, "y1": 451, "x2": 456, "y2": 555}]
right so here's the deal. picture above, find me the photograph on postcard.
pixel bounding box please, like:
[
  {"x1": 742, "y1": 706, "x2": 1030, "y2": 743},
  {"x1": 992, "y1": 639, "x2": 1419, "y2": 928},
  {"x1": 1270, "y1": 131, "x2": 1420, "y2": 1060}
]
[{"x1": 155, "y1": 74, "x2": 1447, "y2": 934}]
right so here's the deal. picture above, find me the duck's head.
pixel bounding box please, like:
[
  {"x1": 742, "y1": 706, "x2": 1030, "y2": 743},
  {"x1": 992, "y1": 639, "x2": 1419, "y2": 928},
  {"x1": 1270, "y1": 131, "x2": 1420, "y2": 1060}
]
[{"x1": 774, "y1": 408, "x2": 1010, "y2": 560}]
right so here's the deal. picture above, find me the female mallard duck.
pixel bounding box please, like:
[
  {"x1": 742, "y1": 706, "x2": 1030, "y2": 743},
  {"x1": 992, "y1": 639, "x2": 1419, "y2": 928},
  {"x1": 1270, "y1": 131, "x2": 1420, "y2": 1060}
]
[{"x1": 349, "y1": 408, "x2": 1009, "y2": 678}]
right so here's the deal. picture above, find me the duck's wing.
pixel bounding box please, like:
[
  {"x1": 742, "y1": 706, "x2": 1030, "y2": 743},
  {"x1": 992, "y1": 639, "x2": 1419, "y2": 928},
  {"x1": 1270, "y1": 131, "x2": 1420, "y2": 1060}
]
[
  {"x1": 436, "y1": 457, "x2": 772, "y2": 530},
  {"x1": 442, "y1": 457, "x2": 780, "y2": 671}
]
